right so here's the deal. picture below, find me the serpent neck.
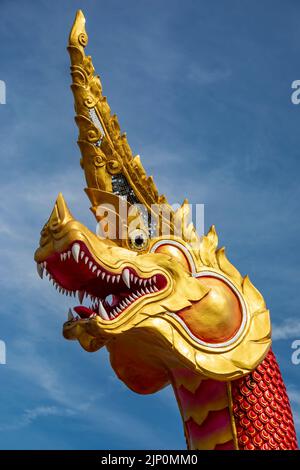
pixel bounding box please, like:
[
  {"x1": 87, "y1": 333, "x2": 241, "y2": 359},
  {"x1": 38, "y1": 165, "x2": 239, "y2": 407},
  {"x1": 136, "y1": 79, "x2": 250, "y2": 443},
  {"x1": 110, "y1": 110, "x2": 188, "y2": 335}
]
[{"x1": 169, "y1": 367, "x2": 238, "y2": 450}]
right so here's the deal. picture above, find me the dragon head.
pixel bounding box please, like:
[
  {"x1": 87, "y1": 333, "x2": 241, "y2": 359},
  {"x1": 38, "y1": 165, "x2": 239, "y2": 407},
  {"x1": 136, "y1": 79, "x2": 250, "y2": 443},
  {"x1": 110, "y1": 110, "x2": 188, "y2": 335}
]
[{"x1": 34, "y1": 11, "x2": 271, "y2": 395}]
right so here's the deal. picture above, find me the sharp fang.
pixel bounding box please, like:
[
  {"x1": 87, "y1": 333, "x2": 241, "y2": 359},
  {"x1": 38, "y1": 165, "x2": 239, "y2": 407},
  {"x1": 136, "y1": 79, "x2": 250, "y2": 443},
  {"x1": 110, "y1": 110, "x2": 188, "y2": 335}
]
[
  {"x1": 139, "y1": 279, "x2": 143, "y2": 286},
  {"x1": 153, "y1": 276, "x2": 157, "y2": 284},
  {"x1": 116, "y1": 275, "x2": 120, "y2": 283},
  {"x1": 130, "y1": 274, "x2": 134, "y2": 282},
  {"x1": 149, "y1": 287, "x2": 155, "y2": 293},
  {"x1": 122, "y1": 268, "x2": 130, "y2": 288},
  {"x1": 89, "y1": 261, "x2": 93, "y2": 269},
  {"x1": 37, "y1": 263, "x2": 44, "y2": 279},
  {"x1": 141, "y1": 288, "x2": 146, "y2": 295},
  {"x1": 92, "y1": 265, "x2": 97, "y2": 273},
  {"x1": 98, "y1": 301, "x2": 110, "y2": 320},
  {"x1": 143, "y1": 279, "x2": 147, "y2": 286},
  {"x1": 145, "y1": 287, "x2": 150, "y2": 294},
  {"x1": 84, "y1": 256, "x2": 89, "y2": 264},
  {"x1": 67, "y1": 250, "x2": 71, "y2": 259},
  {"x1": 134, "y1": 276, "x2": 139, "y2": 284},
  {"x1": 97, "y1": 270, "x2": 101, "y2": 277},
  {"x1": 63, "y1": 253, "x2": 67, "y2": 261},
  {"x1": 111, "y1": 275, "x2": 116, "y2": 283},
  {"x1": 106, "y1": 274, "x2": 111, "y2": 282},
  {"x1": 129, "y1": 295, "x2": 135, "y2": 302},
  {"x1": 68, "y1": 309, "x2": 74, "y2": 321},
  {"x1": 78, "y1": 290, "x2": 85, "y2": 304},
  {"x1": 116, "y1": 307, "x2": 122, "y2": 314},
  {"x1": 80, "y1": 251, "x2": 84, "y2": 260},
  {"x1": 72, "y1": 243, "x2": 80, "y2": 263},
  {"x1": 153, "y1": 286, "x2": 159, "y2": 292},
  {"x1": 125, "y1": 298, "x2": 131, "y2": 306},
  {"x1": 132, "y1": 293, "x2": 138, "y2": 300},
  {"x1": 111, "y1": 310, "x2": 116, "y2": 318},
  {"x1": 101, "y1": 272, "x2": 105, "y2": 280}
]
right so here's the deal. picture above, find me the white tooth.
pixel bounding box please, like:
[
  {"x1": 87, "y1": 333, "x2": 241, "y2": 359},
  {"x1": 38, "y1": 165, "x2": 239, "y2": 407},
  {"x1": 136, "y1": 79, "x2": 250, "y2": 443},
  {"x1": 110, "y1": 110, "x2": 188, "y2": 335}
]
[
  {"x1": 89, "y1": 261, "x2": 93, "y2": 269},
  {"x1": 149, "y1": 278, "x2": 153, "y2": 285},
  {"x1": 98, "y1": 301, "x2": 110, "y2": 320},
  {"x1": 78, "y1": 290, "x2": 85, "y2": 304},
  {"x1": 134, "y1": 276, "x2": 139, "y2": 284},
  {"x1": 145, "y1": 287, "x2": 150, "y2": 294},
  {"x1": 67, "y1": 251, "x2": 71, "y2": 259},
  {"x1": 111, "y1": 275, "x2": 116, "y2": 283},
  {"x1": 106, "y1": 274, "x2": 111, "y2": 282},
  {"x1": 111, "y1": 310, "x2": 116, "y2": 318},
  {"x1": 141, "y1": 289, "x2": 146, "y2": 295},
  {"x1": 92, "y1": 265, "x2": 97, "y2": 273},
  {"x1": 116, "y1": 307, "x2": 122, "y2": 314},
  {"x1": 71, "y1": 243, "x2": 80, "y2": 263},
  {"x1": 122, "y1": 268, "x2": 130, "y2": 288},
  {"x1": 149, "y1": 287, "x2": 155, "y2": 293},
  {"x1": 55, "y1": 284, "x2": 59, "y2": 290},
  {"x1": 116, "y1": 275, "x2": 121, "y2": 283},
  {"x1": 63, "y1": 253, "x2": 67, "y2": 261},
  {"x1": 68, "y1": 309, "x2": 74, "y2": 321},
  {"x1": 139, "y1": 279, "x2": 143, "y2": 286},
  {"x1": 143, "y1": 279, "x2": 147, "y2": 286},
  {"x1": 129, "y1": 295, "x2": 135, "y2": 302},
  {"x1": 153, "y1": 286, "x2": 159, "y2": 292},
  {"x1": 101, "y1": 272, "x2": 105, "y2": 280},
  {"x1": 125, "y1": 298, "x2": 131, "y2": 306},
  {"x1": 60, "y1": 254, "x2": 63, "y2": 261},
  {"x1": 85, "y1": 256, "x2": 89, "y2": 264},
  {"x1": 80, "y1": 251, "x2": 84, "y2": 260},
  {"x1": 58, "y1": 287, "x2": 62, "y2": 293},
  {"x1": 61, "y1": 288, "x2": 65, "y2": 295},
  {"x1": 132, "y1": 293, "x2": 138, "y2": 300},
  {"x1": 97, "y1": 270, "x2": 101, "y2": 277},
  {"x1": 90, "y1": 313, "x2": 97, "y2": 318},
  {"x1": 37, "y1": 263, "x2": 44, "y2": 279},
  {"x1": 130, "y1": 274, "x2": 134, "y2": 282},
  {"x1": 136, "y1": 291, "x2": 141, "y2": 297},
  {"x1": 121, "y1": 301, "x2": 127, "y2": 309},
  {"x1": 153, "y1": 276, "x2": 157, "y2": 284}
]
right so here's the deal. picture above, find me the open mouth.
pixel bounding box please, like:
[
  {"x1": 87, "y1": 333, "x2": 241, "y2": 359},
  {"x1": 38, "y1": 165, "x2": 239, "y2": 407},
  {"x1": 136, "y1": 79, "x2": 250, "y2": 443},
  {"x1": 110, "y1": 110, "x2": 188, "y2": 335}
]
[{"x1": 37, "y1": 241, "x2": 167, "y2": 322}]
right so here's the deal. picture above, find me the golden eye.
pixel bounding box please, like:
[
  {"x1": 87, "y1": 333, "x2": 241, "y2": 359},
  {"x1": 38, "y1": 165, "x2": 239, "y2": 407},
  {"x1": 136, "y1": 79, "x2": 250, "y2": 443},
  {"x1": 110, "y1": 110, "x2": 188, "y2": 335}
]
[{"x1": 129, "y1": 229, "x2": 149, "y2": 251}]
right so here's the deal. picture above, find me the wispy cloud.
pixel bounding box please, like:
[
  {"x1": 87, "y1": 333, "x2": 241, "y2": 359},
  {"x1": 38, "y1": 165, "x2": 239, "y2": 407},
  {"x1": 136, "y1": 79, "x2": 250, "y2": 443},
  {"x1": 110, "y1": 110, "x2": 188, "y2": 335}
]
[{"x1": 272, "y1": 319, "x2": 300, "y2": 341}]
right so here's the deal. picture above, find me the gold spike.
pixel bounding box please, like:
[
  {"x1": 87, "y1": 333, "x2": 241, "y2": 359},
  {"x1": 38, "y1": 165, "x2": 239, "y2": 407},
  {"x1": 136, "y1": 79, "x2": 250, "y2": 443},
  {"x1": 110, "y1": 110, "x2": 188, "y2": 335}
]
[
  {"x1": 67, "y1": 10, "x2": 170, "y2": 233},
  {"x1": 48, "y1": 193, "x2": 74, "y2": 229},
  {"x1": 216, "y1": 247, "x2": 243, "y2": 287},
  {"x1": 242, "y1": 275, "x2": 266, "y2": 311}
]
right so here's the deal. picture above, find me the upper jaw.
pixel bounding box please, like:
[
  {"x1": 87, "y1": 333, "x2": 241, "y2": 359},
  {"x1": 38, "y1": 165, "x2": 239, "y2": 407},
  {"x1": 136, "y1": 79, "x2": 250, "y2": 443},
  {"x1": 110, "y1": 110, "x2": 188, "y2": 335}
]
[{"x1": 36, "y1": 238, "x2": 168, "y2": 324}]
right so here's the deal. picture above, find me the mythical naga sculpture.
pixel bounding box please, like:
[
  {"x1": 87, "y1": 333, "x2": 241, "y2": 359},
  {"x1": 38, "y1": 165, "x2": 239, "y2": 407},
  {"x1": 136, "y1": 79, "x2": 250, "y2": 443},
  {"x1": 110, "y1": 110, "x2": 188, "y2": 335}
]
[{"x1": 34, "y1": 11, "x2": 298, "y2": 450}]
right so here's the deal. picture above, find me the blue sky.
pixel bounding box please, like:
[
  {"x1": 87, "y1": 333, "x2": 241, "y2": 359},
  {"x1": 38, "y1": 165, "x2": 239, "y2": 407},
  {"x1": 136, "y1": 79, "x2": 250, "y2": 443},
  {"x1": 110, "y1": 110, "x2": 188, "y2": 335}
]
[{"x1": 0, "y1": 0, "x2": 300, "y2": 449}]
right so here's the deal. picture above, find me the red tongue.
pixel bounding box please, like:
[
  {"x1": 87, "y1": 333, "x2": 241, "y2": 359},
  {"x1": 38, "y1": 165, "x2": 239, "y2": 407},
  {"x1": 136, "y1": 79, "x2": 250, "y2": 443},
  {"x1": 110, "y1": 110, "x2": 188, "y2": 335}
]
[{"x1": 74, "y1": 306, "x2": 94, "y2": 318}]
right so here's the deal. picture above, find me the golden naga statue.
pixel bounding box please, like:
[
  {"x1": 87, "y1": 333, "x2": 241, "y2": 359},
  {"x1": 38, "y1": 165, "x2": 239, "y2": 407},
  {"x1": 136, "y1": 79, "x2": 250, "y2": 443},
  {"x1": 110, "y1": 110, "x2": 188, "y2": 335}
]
[{"x1": 34, "y1": 11, "x2": 298, "y2": 450}]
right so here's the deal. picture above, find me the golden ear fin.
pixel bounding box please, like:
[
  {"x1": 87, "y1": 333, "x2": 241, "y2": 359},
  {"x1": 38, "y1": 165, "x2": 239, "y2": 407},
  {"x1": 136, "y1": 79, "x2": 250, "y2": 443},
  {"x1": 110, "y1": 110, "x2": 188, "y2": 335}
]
[{"x1": 68, "y1": 10, "x2": 168, "y2": 227}]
